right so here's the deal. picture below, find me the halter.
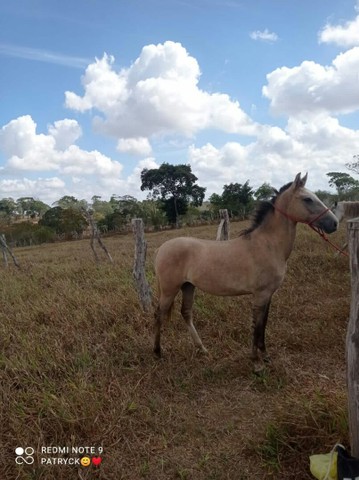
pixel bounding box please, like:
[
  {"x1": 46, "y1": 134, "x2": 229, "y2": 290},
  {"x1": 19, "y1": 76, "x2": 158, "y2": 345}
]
[
  {"x1": 274, "y1": 205, "x2": 348, "y2": 257},
  {"x1": 274, "y1": 205, "x2": 329, "y2": 227}
]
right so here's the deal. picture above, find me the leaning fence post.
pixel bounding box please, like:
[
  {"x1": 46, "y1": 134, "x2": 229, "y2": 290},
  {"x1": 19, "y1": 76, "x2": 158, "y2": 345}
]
[
  {"x1": 216, "y1": 209, "x2": 230, "y2": 241},
  {"x1": 1, "y1": 234, "x2": 8, "y2": 268},
  {"x1": 347, "y1": 216, "x2": 359, "y2": 457},
  {"x1": 132, "y1": 218, "x2": 152, "y2": 312},
  {"x1": 82, "y1": 209, "x2": 113, "y2": 264},
  {"x1": 0, "y1": 234, "x2": 20, "y2": 268}
]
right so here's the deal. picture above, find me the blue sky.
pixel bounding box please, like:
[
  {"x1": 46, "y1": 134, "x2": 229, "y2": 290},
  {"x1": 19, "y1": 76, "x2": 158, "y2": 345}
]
[{"x1": 1, "y1": 0, "x2": 359, "y2": 204}]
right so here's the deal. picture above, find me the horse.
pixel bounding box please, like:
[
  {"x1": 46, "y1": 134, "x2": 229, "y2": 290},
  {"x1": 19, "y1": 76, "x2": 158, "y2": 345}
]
[
  {"x1": 153, "y1": 173, "x2": 338, "y2": 372},
  {"x1": 332, "y1": 201, "x2": 359, "y2": 222},
  {"x1": 331, "y1": 201, "x2": 359, "y2": 254}
]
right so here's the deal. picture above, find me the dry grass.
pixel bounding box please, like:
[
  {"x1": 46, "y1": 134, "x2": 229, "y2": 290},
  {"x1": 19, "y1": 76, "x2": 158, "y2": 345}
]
[{"x1": 0, "y1": 221, "x2": 350, "y2": 479}]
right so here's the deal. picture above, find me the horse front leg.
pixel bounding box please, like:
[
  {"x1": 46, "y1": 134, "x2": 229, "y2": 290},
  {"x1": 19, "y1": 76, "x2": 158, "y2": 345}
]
[{"x1": 251, "y1": 296, "x2": 272, "y2": 373}]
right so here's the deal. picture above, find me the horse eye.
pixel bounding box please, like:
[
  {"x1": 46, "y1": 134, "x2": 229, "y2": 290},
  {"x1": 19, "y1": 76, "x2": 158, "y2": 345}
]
[{"x1": 303, "y1": 197, "x2": 314, "y2": 204}]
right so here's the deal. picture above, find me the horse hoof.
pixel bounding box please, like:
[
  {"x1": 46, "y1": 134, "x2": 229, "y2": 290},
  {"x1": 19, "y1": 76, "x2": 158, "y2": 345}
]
[
  {"x1": 263, "y1": 355, "x2": 271, "y2": 364},
  {"x1": 195, "y1": 346, "x2": 209, "y2": 356},
  {"x1": 153, "y1": 347, "x2": 162, "y2": 358},
  {"x1": 253, "y1": 361, "x2": 266, "y2": 375}
]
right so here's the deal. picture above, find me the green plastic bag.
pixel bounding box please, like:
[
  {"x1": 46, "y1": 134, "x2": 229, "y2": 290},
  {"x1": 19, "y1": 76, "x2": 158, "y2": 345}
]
[{"x1": 310, "y1": 451, "x2": 338, "y2": 480}]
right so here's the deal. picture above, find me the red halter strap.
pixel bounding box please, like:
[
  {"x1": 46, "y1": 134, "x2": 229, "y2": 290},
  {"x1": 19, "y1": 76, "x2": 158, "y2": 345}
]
[
  {"x1": 274, "y1": 205, "x2": 348, "y2": 257},
  {"x1": 273, "y1": 205, "x2": 330, "y2": 226}
]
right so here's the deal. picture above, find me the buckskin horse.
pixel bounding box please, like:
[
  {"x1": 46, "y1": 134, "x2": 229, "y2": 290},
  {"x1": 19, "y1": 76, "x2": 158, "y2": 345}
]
[{"x1": 153, "y1": 173, "x2": 338, "y2": 372}]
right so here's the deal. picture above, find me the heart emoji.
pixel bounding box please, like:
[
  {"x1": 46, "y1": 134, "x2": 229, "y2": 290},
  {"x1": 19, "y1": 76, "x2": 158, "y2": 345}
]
[{"x1": 92, "y1": 457, "x2": 102, "y2": 466}]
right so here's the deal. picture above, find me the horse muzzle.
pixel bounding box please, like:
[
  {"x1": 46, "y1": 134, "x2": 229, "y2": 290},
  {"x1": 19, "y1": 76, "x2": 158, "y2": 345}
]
[{"x1": 314, "y1": 212, "x2": 338, "y2": 234}]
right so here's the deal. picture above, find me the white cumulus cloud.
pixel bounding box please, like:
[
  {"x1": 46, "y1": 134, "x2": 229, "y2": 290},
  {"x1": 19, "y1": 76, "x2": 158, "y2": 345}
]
[
  {"x1": 48, "y1": 119, "x2": 82, "y2": 151},
  {"x1": 0, "y1": 177, "x2": 66, "y2": 202},
  {"x1": 263, "y1": 47, "x2": 359, "y2": 116},
  {"x1": 3, "y1": 29, "x2": 359, "y2": 204},
  {"x1": 0, "y1": 115, "x2": 55, "y2": 166},
  {"x1": 319, "y1": 12, "x2": 359, "y2": 47},
  {"x1": 0, "y1": 115, "x2": 123, "y2": 178},
  {"x1": 189, "y1": 113, "x2": 359, "y2": 196},
  {"x1": 0, "y1": 116, "x2": 165, "y2": 203},
  {"x1": 65, "y1": 41, "x2": 258, "y2": 146},
  {"x1": 117, "y1": 137, "x2": 152, "y2": 156}
]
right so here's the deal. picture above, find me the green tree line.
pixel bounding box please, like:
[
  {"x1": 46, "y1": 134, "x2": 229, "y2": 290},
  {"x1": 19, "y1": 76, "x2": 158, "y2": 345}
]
[{"x1": 1, "y1": 164, "x2": 358, "y2": 247}]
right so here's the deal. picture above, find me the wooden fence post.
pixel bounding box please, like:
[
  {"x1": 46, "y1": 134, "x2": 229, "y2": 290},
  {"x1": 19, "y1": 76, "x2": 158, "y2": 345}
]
[
  {"x1": 83, "y1": 209, "x2": 113, "y2": 264},
  {"x1": 132, "y1": 219, "x2": 152, "y2": 312},
  {"x1": 347, "y1": 217, "x2": 359, "y2": 457},
  {"x1": 216, "y1": 209, "x2": 230, "y2": 241},
  {"x1": 0, "y1": 234, "x2": 20, "y2": 268},
  {"x1": 1, "y1": 234, "x2": 8, "y2": 268}
]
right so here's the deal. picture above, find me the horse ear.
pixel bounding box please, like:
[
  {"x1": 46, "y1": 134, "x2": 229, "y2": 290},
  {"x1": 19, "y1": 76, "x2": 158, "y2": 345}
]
[{"x1": 293, "y1": 172, "x2": 308, "y2": 189}]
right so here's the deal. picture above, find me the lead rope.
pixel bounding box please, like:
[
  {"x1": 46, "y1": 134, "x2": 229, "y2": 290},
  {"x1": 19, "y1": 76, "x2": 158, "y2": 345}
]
[
  {"x1": 274, "y1": 206, "x2": 349, "y2": 258},
  {"x1": 308, "y1": 224, "x2": 349, "y2": 257}
]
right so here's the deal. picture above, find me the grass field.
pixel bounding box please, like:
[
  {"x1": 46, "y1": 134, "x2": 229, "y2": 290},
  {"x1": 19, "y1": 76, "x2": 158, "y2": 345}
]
[{"x1": 0, "y1": 220, "x2": 351, "y2": 479}]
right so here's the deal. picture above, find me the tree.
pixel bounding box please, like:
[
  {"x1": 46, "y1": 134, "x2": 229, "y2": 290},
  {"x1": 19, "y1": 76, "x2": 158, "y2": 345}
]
[
  {"x1": 110, "y1": 195, "x2": 142, "y2": 219},
  {"x1": 208, "y1": 193, "x2": 223, "y2": 213},
  {"x1": 254, "y1": 183, "x2": 274, "y2": 202},
  {"x1": 39, "y1": 206, "x2": 88, "y2": 238},
  {"x1": 60, "y1": 208, "x2": 88, "y2": 236},
  {"x1": 140, "y1": 163, "x2": 206, "y2": 226},
  {"x1": 222, "y1": 181, "x2": 253, "y2": 216},
  {"x1": 17, "y1": 197, "x2": 49, "y2": 218},
  {"x1": 91, "y1": 196, "x2": 113, "y2": 221},
  {"x1": 209, "y1": 181, "x2": 254, "y2": 218},
  {"x1": 96, "y1": 195, "x2": 145, "y2": 232},
  {"x1": 139, "y1": 200, "x2": 166, "y2": 229},
  {"x1": 2, "y1": 223, "x2": 55, "y2": 246},
  {"x1": 327, "y1": 172, "x2": 359, "y2": 198},
  {"x1": 161, "y1": 197, "x2": 188, "y2": 225},
  {"x1": 54, "y1": 195, "x2": 88, "y2": 211},
  {"x1": 0, "y1": 198, "x2": 17, "y2": 223},
  {"x1": 39, "y1": 207, "x2": 64, "y2": 231}
]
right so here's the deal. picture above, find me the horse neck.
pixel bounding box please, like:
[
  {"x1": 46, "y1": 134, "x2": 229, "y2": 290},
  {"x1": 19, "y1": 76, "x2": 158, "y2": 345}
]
[{"x1": 254, "y1": 204, "x2": 297, "y2": 261}]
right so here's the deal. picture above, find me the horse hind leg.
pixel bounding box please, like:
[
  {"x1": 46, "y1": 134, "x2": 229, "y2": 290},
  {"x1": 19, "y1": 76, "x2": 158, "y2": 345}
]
[
  {"x1": 181, "y1": 282, "x2": 208, "y2": 354},
  {"x1": 153, "y1": 294, "x2": 175, "y2": 358},
  {"x1": 251, "y1": 297, "x2": 272, "y2": 373}
]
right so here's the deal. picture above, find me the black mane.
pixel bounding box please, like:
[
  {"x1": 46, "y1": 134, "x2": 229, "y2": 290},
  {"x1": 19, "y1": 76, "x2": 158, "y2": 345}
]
[{"x1": 239, "y1": 181, "x2": 293, "y2": 237}]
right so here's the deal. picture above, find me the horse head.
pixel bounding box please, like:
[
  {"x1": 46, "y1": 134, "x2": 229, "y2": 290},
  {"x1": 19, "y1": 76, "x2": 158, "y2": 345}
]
[{"x1": 276, "y1": 173, "x2": 338, "y2": 233}]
